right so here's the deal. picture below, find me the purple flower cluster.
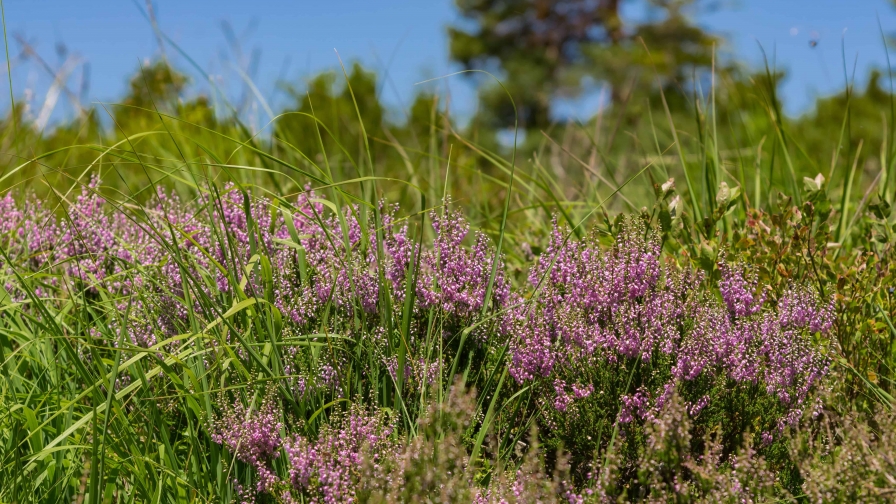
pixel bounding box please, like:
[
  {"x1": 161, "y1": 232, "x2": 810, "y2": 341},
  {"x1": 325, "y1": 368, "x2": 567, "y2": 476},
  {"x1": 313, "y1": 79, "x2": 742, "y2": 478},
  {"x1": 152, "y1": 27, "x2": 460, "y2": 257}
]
[
  {"x1": 212, "y1": 393, "x2": 284, "y2": 493},
  {"x1": 384, "y1": 356, "x2": 440, "y2": 389},
  {"x1": 282, "y1": 408, "x2": 395, "y2": 504},
  {"x1": 2, "y1": 179, "x2": 129, "y2": 293},
  {"x1": 618, "y1": 389, "x2": 650, "y2": 424},
  {"x1": 718, "y1": 258, "x2": 766, "y2": 318},
  {"x1": 417, "y1": 207, "x2": 510, "y2": 322},
  {"x1": 507, "y1": 218, "x2": 690, "y2": 383},
  {"x1": 506, "y1": 217, "x2": 833, "y2": 428},
  {"x1": 553, "y1": 379, "x2": 594, "y2": 413}
]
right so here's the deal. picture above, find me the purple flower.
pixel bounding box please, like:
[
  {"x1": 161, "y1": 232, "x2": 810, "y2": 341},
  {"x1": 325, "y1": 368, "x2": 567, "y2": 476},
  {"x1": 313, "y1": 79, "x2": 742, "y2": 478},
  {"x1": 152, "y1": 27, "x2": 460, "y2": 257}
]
[
  {"x1": 719, "y1": 259, "x2": 766, "y2": 318},
  {"x1": 418, "y1": 205, "x2": 510, "y2": 324},
  {"x1": 283, "y1": 407, "x2": 395, "y2": 503},
  {"x1": 212, "y1": 392, "x2": 284, "y2": 492}
]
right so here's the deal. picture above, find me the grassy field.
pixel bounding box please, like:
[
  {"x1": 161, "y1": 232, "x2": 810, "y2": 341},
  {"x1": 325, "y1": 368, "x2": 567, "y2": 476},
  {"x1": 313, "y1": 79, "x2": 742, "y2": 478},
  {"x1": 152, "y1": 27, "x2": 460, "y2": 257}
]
[{"x1": 0, "y1": 49, "x2": 895, "y2": 503}]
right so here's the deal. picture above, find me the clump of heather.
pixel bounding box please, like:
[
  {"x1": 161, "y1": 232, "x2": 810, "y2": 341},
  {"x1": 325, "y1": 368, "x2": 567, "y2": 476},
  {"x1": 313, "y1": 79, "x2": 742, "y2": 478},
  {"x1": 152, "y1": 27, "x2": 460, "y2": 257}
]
[
  {"x1": 365, "y1": 382, "x2": 480, "y2": 501},
  {"x1": 506, "y1": 217, "x2": 676, "y2": 384},
  {"x1": 2, "y1": 180, "x2": 126, "y2": 299},
  {"x1": 212, "y1": 390, "x2": 284, "y2": 493},
  {"x1": 475, "y1": 430, "x2": 583, "y2": 504},
  {"x1": 282, "y1": 406, "x2": 396, "y2": 503},
  {"x1": 418, "y1": 206, "x2": 511, "y2": 323},
  {"x1": 717, "y1": 257, "x2": 766, "y2": 318},
  {"x1": 209, "y1": 383, "x2": 590, "y2": 504},
  {"x1": 504, "y1": 216, "x2": 834, "y2": 485}
]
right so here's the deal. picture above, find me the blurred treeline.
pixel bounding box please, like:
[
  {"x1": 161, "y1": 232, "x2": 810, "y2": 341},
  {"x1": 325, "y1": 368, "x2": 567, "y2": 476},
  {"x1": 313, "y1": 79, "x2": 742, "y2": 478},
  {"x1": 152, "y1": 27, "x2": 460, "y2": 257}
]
[{"x1": 0, "y1": 0, "x2": 894, "y2": 217}]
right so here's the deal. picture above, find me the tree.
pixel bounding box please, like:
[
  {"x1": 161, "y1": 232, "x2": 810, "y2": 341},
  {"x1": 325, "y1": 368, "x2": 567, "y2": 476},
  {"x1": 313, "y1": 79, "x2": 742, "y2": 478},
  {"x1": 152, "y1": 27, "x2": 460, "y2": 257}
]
[
  {"x1": 449, "y1": 0, "x2": 720, "y2": 130},
  {"x1": 274, "y1": 63, "x2": 386, "y2": 174},
  {"x1": 111, "y1": 60, "x2": 216, "y2": 135}
]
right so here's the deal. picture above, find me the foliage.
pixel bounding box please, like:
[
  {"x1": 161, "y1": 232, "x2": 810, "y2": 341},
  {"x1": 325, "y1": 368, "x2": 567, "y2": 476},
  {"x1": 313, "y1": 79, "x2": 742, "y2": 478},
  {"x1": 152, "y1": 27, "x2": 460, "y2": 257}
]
[
  {"x1": 449, "y1": 0, "x2": 719, "y2": 130},
  {"x1": 1, "y1": 14, "x2": 896, "y2": 501}
]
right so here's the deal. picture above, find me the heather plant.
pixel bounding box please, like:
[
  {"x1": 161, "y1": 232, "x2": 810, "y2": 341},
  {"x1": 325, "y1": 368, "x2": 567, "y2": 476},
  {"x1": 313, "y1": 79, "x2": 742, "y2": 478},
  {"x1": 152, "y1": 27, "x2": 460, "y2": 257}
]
[
  {"x1": 280, "y1": 405, "x2": 397, "y2": 503},
  {"x1": 500, "y1": 214, "x2": 834, "y2": 490},
  {"x1": 363, "y1": 383, "x2": 484, "y2": 503},
  {"x1": 369, "y1": 382, "x2": 581, "y2": 504},
  {"x1": 718, "y1": 197, "x2": 896, "y2": 413},
  {"x1": 212, "y1": 388, "x2": 285, "y2": 494}
]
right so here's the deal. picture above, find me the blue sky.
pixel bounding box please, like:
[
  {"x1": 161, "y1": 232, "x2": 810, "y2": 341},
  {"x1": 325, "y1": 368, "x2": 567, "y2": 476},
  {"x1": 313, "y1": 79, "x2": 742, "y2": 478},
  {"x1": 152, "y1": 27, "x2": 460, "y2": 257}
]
[{"x1": 2, "y1": 0, "x2": 896, "y2": 126}]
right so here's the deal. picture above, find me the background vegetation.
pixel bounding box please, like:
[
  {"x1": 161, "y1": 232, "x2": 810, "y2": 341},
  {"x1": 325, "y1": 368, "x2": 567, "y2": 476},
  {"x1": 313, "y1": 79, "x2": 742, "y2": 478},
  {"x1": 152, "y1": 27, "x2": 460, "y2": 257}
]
[{"x1": 1, "y1": 0, "x2": 895, "y2": 502}]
